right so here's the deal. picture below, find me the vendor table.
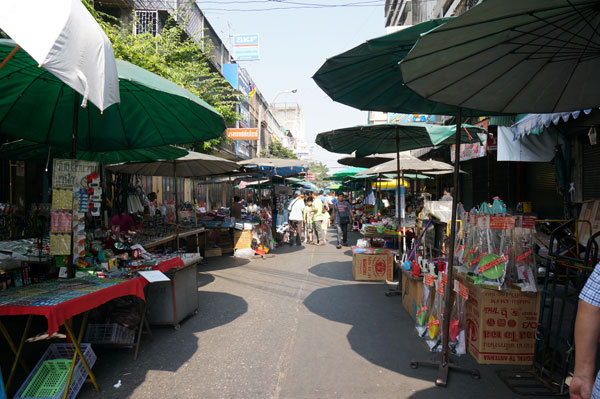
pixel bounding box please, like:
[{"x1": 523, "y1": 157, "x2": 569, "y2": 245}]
[
  {"x1": 147, "y1": 254, "x2": 202, "y2": 328},
  {"x1": 0, "y1": 256, "x2": 184, "y2": 397}
]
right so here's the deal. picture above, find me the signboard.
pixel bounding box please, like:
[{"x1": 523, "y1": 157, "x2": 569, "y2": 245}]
[
  {"x1": 232, "y1": 34, "x2": 260, "y2": 61},
  {"x1": 236, "y1": 140, "x2": 251, "y2": 158},
  {"x1": 227, "y1": 128, "x2": 259, "y2": 140},
  {"x1": 52, "y1": 159, "x2": 99, "y2": 187},
  {"x1": 305, "y1": 174, "x2": 316, "y2": 180},
  {"x1": 222, "y1": 63, "x2": 239, "y2": 88},
  {"x1": 389, "y1": 113, "x2": 435, "y2": 123},
  {"x1": 450, "y1": 121, "x2": 490, "y2": 163}
]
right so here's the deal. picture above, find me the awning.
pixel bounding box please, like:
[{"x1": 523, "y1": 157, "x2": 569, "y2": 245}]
[{"x1": 512, "y1": 110, "x2": 592, "y2": 138}]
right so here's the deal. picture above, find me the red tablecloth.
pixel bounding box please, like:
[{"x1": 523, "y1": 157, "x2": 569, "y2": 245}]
[{"x1": 0, "y1": 257, "x2": 184, "y2": 335}]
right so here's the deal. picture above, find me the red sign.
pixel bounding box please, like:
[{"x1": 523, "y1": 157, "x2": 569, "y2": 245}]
[{"x1": 226, "y1": 128, "x2": 258, "y2": 140}]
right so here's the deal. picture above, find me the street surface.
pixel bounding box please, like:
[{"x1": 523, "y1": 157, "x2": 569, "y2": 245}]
[{"x1": 80, "y1": 229, "x2": 526, "y2": 398}]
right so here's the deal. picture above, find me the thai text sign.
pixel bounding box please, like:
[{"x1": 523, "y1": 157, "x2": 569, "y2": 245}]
[{"x1": 227, "y1": 128, "x2": 259, "y2": 140}]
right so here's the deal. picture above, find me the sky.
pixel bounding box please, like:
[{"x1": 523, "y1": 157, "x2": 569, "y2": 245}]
[{"x1": 201, "y1": 1, "x2": 386, "y2": 172}]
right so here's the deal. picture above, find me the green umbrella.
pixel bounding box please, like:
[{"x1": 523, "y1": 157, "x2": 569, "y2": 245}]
[
  {"x1": 338, "y1": 154, "x2": 393, "y2": 168},
  {"x1": 313, "y1": 19, "x2": 501, "y2": 117},
  {"x1": 315, "y1": 123, "x2": 484, "y2": 157},
  {"x1": 326, "y1": 166, "x2": 367, "y2": 180},
  {"x1": 0, "y1": 140, "x2": 188, "y2": 163},
  {"x1": 400, "y1": 0, "x2": 600, "y2": 113},
  {"x1": 0, "y1": 39, "x2": 225, "y2": 152}
]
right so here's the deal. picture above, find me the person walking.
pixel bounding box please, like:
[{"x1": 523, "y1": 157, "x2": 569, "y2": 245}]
[
  {"x1": 311, "y1": 191, "x2": 325, "y2": 246},
  {"x1": 333, "y1": 193, "x2": 354, "y2": 249},
  {"x1": 303, "y1": 197, "x2": 314, "y2": 244},
  {"x1": 287, "y1": 191, "x2": 305, "y2": 246}
]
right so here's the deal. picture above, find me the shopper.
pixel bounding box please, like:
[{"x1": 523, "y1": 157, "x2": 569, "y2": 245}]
[
  {"x1": 333, "y1": 193, "x2": 353, "y2": 249},
  {"x1": 110, "y1": 208, "x2": 135, "y2": 234},
  {"x1": 231, "y1": 196, "x2": 243, "y2": 219},
  {"x1": 441, "y1": 187, "x2": 453, "y2": 201},
  {"x1": 571, "y1": 264, "x2": 600, "y2": 399},
  {"x1": 303, "y1": 197, "x2": 314, "y2": 244},
  {"x1": 287, "y1": 191, "x2": 305, "y2": 246},
  {"x1": 311, "y1": 191, "x2": 325, "y2": 245},
  {"x1": 322, "y1": 208, "x2": 330, "y2": 242}
]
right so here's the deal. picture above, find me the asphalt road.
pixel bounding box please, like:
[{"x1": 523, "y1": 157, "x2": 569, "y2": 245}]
[{"x1": 79, "y1": 229, "x2": 528, "y2": 399}]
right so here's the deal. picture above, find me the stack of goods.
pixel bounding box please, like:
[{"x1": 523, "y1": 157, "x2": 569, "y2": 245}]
[{"x1": 454, "y1": 198, "x2": 537, "y2": 292}]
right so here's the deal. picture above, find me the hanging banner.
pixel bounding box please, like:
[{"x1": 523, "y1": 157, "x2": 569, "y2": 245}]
[
  {"x1": 52, "y1": 159, "x2": 98, "y2": 187},
  {"x1": 227, "y1": 128, "x2": 259, "y2": 140}
]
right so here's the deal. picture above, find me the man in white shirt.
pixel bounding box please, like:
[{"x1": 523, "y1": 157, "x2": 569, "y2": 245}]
[{"x1": 288, "y1": 191, "x2": 305, "y2": 246}]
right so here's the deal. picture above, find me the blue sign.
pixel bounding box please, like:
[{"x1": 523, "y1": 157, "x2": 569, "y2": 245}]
[
  {"x1": 222, "y1": 63, "x2": 239, "y2": 89},
  {"x1": 233, "y1": 34, "x2": 260, "y2": 61}
]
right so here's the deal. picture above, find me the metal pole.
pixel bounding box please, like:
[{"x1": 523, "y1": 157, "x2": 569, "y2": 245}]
[
  {"x1": 396, "y1": 130, "x2": 401, "y2": 220},
  {"x1": 440, "y1": 107, "x2": 462, "y2": 380},
  {"x1": 173, "y1": 160, "x2": 179, "y2": 226}
]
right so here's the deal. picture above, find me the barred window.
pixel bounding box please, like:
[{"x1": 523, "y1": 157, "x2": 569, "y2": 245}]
[{"x1": 135, "y1": 10, "x2": 158, "y2": 36}]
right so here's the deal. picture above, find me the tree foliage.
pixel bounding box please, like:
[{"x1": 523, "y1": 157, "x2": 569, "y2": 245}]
[
  {"x1": 261, "y1": 139, "x2": 298, "y2": 159},
  {"x1": 308, "y1": 161, "x2": 329, "y2": 182},
  {"x1": 85, "y1": 1, "x2": 240, "y2": 152}
]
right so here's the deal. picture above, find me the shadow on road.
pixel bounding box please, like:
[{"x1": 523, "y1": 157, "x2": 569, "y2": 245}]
[
  {"x1": 199, "y1": 256, "x2": 250, "y2": 272},
  {"x1": 309, "y1": 261, "x2": 354, "y2": 281},
  {"x1": 79, "y1": 290, "x2": 248, "y2": 399},
  {"x1": 303, "y1": 283, "x2": 507, "y2": 396}
]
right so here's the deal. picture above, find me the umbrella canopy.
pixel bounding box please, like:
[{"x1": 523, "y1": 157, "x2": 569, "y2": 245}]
[
  {"x1": 0, "y1": 40, "x2": 226, "y2": 152},
  {"x1": 316, "y1": 123, "x2": 485, "y2": 157},
  {"x1": 338, "y1": 154, "x2": 394, "y2": 168},
  {"x1": 0, "y1": 0, "x2": 119, "y2": 111},
  {"x1": 400, "y1": 0, "x2": 600, "y2": 113},
  {"x1": 0, "y1": 140, "x2": 188, "y2": 164},
  {"x1": 331, "y1": 166, "x2": 367, "y2": 178},
  {"x1": 106, "y1": 151, "x2": 239, "y2": 177},
  {"x1": 357, "y1": 153, "x2": 435, "y2": 175},
  {"x1": 239, "y1": 157, "x2": 307, "y2": 168},
  {"x1": 313, "y1": 19, "x2": 500, "y2": 117}
]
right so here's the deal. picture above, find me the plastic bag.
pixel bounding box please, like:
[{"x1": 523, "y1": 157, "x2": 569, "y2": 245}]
[
  {"x1": 511, "y1": 216, "x2": 537, "y2": 292},
  {"x1": 449, "y1": 280, "x2": 469, "y2": 356},
  {"x1": 416, "y1": 273, "x2": 435, "y2": 335},
  {"x1": 425, "y1": 273, "x2": 446, "y2": 352}
]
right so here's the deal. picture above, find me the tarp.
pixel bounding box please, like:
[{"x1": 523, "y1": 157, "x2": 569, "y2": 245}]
[
  {"x1": 497, "y1": 126, "x2": 564, "y2": 162},
  {"x1": 512, "y1": 110, "x2": 593, "y2": 138}
]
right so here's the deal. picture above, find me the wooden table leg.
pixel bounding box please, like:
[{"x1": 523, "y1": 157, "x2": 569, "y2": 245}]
[
  {"x1": 134, "y1": 301, "x2": 147, "y2": 361},
  {"x1": 0, "y1": 319, "x2": 29, "y2": 374},
  {"x1": 63, "y1": 321, "x2": 100, "y2": 393},
  {"x1": 62, "y1": 312, "x2": 90, "y2": 399},
  {"x1": 5, "y1": 315, "x2": 32, "y2": 393}
]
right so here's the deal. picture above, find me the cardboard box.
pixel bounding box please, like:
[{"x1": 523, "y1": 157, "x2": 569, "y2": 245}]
[
  {"x1": 462, "y1": 277, "x2": 541, "y2": 365},
  {"x1": 204, "y1": 247, "x2": 222, "y2": 258},
  {"x1": 234, "y1": 230, "x2": 252, "y2": 249},
  {"x1": 352, "y1": 253, "x2": 393, "y2": 281},
  {"x1": 401, "y1": 269, "x2": 424, "y2": 322}
]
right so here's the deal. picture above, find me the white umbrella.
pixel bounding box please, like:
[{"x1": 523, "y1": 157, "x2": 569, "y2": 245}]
[
  {"x1": 357, "y1": 153, "x2": 435, "y2": 175},
  {"x1": 239, "y1": 157, "x2": 308, "y2": 168},
  {"x1": 106, "y1": 151, "x2": 240, "y2": 177},
  {"x1": 0, "y1": 0, "x2": 119, "y2": 111}
]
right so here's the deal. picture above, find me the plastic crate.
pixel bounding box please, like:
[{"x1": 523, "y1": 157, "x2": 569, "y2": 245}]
[
  {"x1": 84, "y1": 323, "x2": 135, "y2": 345},
  {"x1": 14, "y1": 343, "x2": 96, "y2": 399},
  {"x1": 20, "y1": 359, "x2": 71, "y2": 398}
]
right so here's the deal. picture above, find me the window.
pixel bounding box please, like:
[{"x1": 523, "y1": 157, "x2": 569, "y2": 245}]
[{"x1": 135, "y1": 10, "x2": 158, "y2": 36}]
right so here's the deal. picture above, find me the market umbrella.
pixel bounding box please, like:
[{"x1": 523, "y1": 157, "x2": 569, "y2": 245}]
[
  {"x1": 0, "y1": 140, "x2": 188, "y2": 163},
  {"x1": 313, "y1": 19, "x2": 501, "y2": 117},
  {"x1": 0, "y1": 0, "x2": 119, "y2": 111},
  {"x1": 316, "y1": 123, "x2": 484, "y2": 157},
  {"x1": 399, "y1": 0, "x2": 600, "y2": 113},
  {"x1": 239, "y1": 157, "x2": 307, "y2": 178},
  {"x1": 0, "y1": 39, "x2": 226, "y2": 153},
  {"x1": 338, "y1": 154, "x2": 394, "y2": 168},
  {"x1": 106, "y1": 151, "x2": 239, "y2": 177},
  {"x1": 357, "y1": 156, "x2": 443, "y2": 176},
  {"x1": 330, "y1": 166, "x2": 367, "y2": 178}
]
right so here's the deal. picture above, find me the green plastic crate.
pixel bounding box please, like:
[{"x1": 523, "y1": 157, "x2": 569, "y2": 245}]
[{"x1": 21, "y1": 359, "x2": 72, "y2": 398}]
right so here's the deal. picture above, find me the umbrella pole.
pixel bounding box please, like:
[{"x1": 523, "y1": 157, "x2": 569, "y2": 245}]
[
  {"x1": 411, "y1": 107, "x2": 480, "y2": 385},
  {"x1": 396, "y1": 131, "x2": 401, "y2": 220},
  {"x1": 173, "y1": 160, "x2": 179, "y2": 227},
  {"x1": 0, "y1": 45, "x2": 20, "y2": 72}
]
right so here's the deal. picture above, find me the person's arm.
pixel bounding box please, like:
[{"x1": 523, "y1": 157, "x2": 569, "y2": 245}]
[{"x1": 572, "y1": 300, "x2": 600, "y2": 399}]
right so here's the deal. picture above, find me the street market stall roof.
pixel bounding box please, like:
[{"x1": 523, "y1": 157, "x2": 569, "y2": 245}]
[
  {"x1": 106, "y1": 151, "x2": 239, "y2": 177},
  {"x1": 316, "y1": 123, "x2": 485, "y2": 157},
  {"x1": 313, "y1": 19, "x2": 502, "y2": 117},
  {"x1": 0, "y1": 39, "x2": 226, "y2": 152},
  {"x1": 399, "y1": 0, "x2": 600, "y2": 113},
  {"x1": 337, "y1": 154, "x2": 394, "y2": 168},
  {"x1": 0, "y1": 140, "x2": 189, "y2": 163}
]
